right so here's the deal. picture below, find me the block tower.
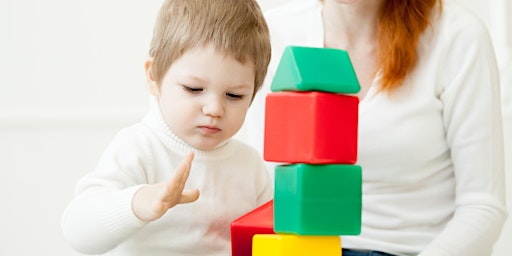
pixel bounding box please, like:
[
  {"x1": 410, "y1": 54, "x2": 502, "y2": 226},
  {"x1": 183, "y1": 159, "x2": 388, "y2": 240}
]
[{"x1": 231, "y1": 46, "x2": 362, "y2": 256}]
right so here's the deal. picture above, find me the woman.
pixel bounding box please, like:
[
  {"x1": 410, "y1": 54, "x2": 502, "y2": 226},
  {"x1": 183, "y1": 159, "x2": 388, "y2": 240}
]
[{"x1": 244, "y1": 0, "x2": 507, "y2": 255}]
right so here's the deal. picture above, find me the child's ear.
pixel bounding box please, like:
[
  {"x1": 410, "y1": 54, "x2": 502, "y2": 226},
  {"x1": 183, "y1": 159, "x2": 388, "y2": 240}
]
[{"x1": 145, "y1": 59, "x2": 160, "y2": 96}]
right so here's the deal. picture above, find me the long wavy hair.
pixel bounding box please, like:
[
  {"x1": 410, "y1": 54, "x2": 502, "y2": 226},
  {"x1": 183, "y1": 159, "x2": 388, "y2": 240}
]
[{"x1": 377, "y1": 0, "x2": 441, "y2": 92}]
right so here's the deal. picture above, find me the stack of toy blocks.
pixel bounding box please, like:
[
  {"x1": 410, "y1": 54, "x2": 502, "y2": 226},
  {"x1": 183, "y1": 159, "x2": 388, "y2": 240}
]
[{"x1": 254, "y1": 46, "x2": 362, "y2": 255}]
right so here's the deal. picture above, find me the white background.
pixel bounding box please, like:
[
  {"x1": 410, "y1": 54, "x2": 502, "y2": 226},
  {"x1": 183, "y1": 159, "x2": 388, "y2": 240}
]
[{"x1": 0, "y1": 0, "x2": 510, "y2": 255}]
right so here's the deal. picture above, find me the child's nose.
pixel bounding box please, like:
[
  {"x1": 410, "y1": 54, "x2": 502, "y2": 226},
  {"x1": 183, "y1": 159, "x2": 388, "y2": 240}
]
[{"x1": 202, "y1": 96, "x2": 224, "y2": 117}]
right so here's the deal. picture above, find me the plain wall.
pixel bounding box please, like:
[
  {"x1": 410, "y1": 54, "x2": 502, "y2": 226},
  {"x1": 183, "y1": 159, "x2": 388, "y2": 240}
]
[{"x1": 0, "y1": 0, "x2": 509, "y2": 255}]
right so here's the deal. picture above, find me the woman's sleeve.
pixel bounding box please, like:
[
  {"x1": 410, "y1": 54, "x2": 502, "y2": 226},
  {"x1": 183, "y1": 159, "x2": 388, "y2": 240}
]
[{"x1": 419, "y1": 11, "x2": 507, "y2": 256}]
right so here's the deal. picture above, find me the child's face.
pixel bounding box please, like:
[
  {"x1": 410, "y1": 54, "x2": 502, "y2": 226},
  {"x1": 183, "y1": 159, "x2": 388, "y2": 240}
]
[{"x1": 146, "y1": 44, "x2": 255, "y2": 151}]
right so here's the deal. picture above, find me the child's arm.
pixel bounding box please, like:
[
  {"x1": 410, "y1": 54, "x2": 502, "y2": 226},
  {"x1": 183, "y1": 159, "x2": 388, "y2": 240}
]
[
  {"x1": 131, "y1": 151, "x2": 200, "y2": 222},
  {"x1": 61, "y1": 128, "x2": 200, "y2": 254}
]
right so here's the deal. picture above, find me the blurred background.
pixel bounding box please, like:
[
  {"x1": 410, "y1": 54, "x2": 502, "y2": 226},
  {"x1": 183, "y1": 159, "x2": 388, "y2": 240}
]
[{"x1": 0, "y1": 0, "x2": 510, "y2": 255}]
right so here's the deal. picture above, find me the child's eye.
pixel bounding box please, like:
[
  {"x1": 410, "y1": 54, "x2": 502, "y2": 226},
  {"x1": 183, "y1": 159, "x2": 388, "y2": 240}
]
[
  {"x1": 182, "y1": 85, "x2": 203, "y2": 93},
  {"x1": 226, "y1": 93, "x2": 244, "y2": 100}
]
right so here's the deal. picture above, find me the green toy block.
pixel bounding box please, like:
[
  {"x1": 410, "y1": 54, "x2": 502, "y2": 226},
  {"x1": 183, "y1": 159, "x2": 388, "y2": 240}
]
[
  {"x1": 271, "y1": 46, "x2": 360, "y2": 93},
  {"x1": 274, "y1": 164, "x2": 362, "y2": 235}
]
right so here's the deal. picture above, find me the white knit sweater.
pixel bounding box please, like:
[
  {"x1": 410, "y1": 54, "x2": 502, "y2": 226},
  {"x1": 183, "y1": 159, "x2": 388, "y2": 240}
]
[
  {"x1": 62, "y1": 98, "x2": 273, "y2": 255},
  {"x1": 243, "y1": 0, "x2": 507, "y2": 255}
]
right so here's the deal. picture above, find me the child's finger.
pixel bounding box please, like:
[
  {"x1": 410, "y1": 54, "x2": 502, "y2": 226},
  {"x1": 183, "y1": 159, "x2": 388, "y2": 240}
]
[
  {"x1": 181, "y1": 151, "x2": 195, "y2": 169},
  {"x1": 180, "y1": 188, "x2": 200, "y2": 204},
  {"x1": 161, "y1": 151, "x2": 195, "y2": 202},
  {"x1": 173, "y1": 151, "x2": 194, "y2": 189},
  {"x1": 177, "y1": 151, "x2": 194, "y2": 180}
]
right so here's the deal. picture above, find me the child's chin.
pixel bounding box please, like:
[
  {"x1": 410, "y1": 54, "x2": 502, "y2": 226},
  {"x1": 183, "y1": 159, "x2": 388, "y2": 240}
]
[{"x1": 192, "y1": 141, "x2": 220, "y2": 151}]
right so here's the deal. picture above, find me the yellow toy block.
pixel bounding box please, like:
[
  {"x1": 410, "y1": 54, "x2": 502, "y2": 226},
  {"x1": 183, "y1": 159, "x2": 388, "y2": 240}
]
[{"x1": 252, "y1": 234, "x2": 341, "y2": 256}]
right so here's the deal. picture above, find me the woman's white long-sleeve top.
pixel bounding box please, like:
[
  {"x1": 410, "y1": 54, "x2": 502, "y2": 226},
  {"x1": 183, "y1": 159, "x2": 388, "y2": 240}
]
[{"x1": 244, "y1": 1, "x2": 507, "y2": 255}]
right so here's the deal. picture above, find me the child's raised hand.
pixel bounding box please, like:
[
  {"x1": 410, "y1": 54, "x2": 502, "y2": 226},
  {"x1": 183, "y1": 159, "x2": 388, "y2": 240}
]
[{"x1": 132, "y1": 151, "x2": 200, "y2": 222}]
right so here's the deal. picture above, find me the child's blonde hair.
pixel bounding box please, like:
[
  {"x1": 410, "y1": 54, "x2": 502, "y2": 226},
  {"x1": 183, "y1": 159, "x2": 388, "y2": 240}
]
[{"x1": 148, "y1": 0, "x2": 271, "y2": 101}]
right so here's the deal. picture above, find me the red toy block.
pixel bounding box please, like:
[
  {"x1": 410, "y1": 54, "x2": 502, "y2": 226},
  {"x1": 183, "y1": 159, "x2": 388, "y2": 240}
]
[
  {"x1": 264, "y1": 91, "x2": 358, "y2": 164},
  {"x1": 231, "y1": 200, "x2": 275, "y2": 256}
]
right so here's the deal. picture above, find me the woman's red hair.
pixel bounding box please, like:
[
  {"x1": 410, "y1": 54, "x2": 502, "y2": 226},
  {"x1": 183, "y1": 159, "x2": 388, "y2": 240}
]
[{"x1": 377, "y1": 0, "x2": 441, "y2": 92}]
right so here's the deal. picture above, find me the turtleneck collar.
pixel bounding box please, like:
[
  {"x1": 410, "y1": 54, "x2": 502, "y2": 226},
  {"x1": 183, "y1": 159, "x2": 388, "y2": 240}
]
[{"x1": 141, "y1": 96, "x2": 235, "y2": 160}]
